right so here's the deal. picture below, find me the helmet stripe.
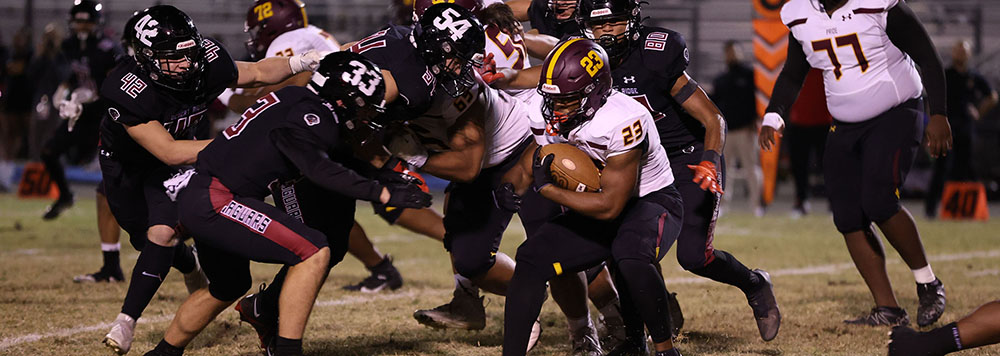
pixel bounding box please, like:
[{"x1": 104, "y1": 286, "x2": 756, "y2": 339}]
[{"x1": 545, "y1": 37, "x2": 584, "y2": 85}]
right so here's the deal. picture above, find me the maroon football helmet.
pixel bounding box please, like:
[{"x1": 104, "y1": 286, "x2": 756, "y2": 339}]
[
  {"x1": 244, "y1": 0, "x2": 308, "y2": 60},
  {"x1": 537, "y1": 38, "x2": 612, "y2": 136},
  {"x1": 412, "y1": 0, "x2": 483, "y2": 21}
]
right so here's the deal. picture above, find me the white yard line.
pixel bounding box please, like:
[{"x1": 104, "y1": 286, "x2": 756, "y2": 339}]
[{"x1": 0, "y1": 289, "x2": 442, "y2": 350}]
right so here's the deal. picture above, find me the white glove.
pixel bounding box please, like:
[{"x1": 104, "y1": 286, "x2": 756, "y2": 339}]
[
  {"x1": 387, "y1": 128, "x2": 429, "y2": 169},
  {"x1": 762, "y1": 112, "x2": 785, "y2": 130},
  {"x1": 58, "y1": 100, "x2": 83, "y2": 132},
  {"x1": 288, "y1": 50, "x2": 331, "y2": 74}
]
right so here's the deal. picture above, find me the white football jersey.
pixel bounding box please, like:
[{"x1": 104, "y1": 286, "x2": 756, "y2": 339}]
[
  {"x1": 528, "y1": 91, "x2": 674, "y2": 197},
  {"x1": 265, "y1": 25, "x2": 340, "y2": 58},
  {"x1": 408, "y1": 78, "x2": 531, "y2": 168},
  {"x1": 484, "y1": 24, "x2": 534, "y2": 101},
  {"x1": 781, "y1": 0, "x2": 922, "y2": 122}
]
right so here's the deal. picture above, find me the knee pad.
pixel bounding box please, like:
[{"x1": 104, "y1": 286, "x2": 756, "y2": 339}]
[
  {"x1": 208, "y1": 272, "x2": 252, "y2": 302},
  {"x1": 453, "y1": 253, "x2": 496, "y2": 280}
]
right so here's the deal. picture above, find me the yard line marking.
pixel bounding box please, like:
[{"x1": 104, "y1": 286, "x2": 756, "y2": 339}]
[
  {"x1": 0, "y1": 289, "x2": 445, "y2": 350},
  {"x1": 665, "y1": 249, "x2": 1000, "y2": 285}
]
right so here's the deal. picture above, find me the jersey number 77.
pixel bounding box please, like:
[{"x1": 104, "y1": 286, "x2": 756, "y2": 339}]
[{"x1": 811, "y1": 33, "x2": 869, "y2": 80}]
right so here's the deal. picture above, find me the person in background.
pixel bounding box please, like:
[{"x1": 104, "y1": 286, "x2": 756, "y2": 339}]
[
  {"x1": 0, "y1": 28, "x2": 11, "y2": 190},
  {"x1": 923, "y1": 39, "x2": 998, "y2": 218},
  {"x1": 0, "y1": 27, "x2": 33, "y2": 191},
  {"x1": 713, "y1": 40, "x2": 763, "y2": 216},
  {"x1": 786, "y1": 69, "x2": 832, "y2": 217}
]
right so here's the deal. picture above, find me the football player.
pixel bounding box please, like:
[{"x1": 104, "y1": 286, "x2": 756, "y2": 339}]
[
  {"x1": 761, "y1": 0, "x2": 950, "y2": 327},
  {"x1": 497, "y1": 38, "x2": 685, "y2": 356},
  {"x1": 98, "y1": 5, "x2": 326, "y2": 354},
  {"x1": 890, "y1": 300, "x2": 1000, "y2": 356},
  {"x1": 577, "y1": 0, "x2": 781, "y2": 347},
  {"x1": 505, "y1": 0, "x2": 582, "y2": 38},
  {"x1": 36, "y1": 0, "x2": 128, "y2": 285},
  {"x1": 141, "y1": 52, "x2": 431, "y2": 356}
]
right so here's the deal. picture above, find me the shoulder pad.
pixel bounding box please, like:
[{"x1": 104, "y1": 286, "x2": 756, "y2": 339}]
[{"x1": 100, "y1": 64, "x2": 161, "y2": 123}]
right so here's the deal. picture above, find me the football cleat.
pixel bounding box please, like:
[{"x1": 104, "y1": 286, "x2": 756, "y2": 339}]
[
  {"x1": 569, "y1": 323, "x2": 603, "y2": 356},
  {"x1": 42, "y1": 196, "x2": 74, "y2": 220},
  {"x1": 73, "y1": 269, "x2": 125, "y2": 283},
  {"x1": 603, "y1": 336, "x2": 648, "y2": 356},
  {"x1": 235, "y1": 285, "x2": 278, "y2": 350},
  {"x1": 596, "y1": 310, "x2": 627, "y2": 352},
  {"x1": 746, "y1": 269, "x2": 781, "y2": 341},
  {"x1": 655, "y1": 348, "x2": 683, "y2": 356},
  {"x1": 342, "y1": 255, "x2": 403, "y2": 293},
  {"x1": 413, "y1": 287, "x2": 486, "y2": 330},
  {"x1": 844, "y1": 306, "x2": 910, "y2": 326},
  {"x1": 916, "y1": 278, "x2": 946, "y2": 326},
  {"x1": 103, "y1": 313, "x2": 136, "y2": 355},
  {"x1": 666, "y1": 291, "x2": 684, "y2": 339}
]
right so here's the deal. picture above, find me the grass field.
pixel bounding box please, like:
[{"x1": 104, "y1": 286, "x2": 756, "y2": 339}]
[{"x1": 2, "y1": 191, "x2": 1000, "y2": 356}]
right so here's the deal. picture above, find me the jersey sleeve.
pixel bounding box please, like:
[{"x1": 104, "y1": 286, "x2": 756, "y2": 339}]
[
  {"x1": 642, "y1": 29, "x2": 690, "y2": 84},
  {"x1": 605, "y1": 112, "x2": 650, "y2": 158},
  {"x1": 201, "y1": 38, "x2": 239, "y2": 96},
  {"x1": 100, "y1": 65, "x2": 159, "y2": 127},
  {"x1": 106, "y1": 104, "x2": 147, "y2": 127}
]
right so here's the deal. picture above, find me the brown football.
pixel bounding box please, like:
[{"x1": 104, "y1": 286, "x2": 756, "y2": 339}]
[{"x1": 538, "y1": 143, "x2": 601, "y2": 192}]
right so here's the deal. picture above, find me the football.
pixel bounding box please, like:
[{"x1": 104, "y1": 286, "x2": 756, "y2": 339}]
[{"x1": 538, "y1": 143, "x2": 601, "y2": 192}]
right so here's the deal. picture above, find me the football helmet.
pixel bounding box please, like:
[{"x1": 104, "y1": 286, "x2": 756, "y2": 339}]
[
  {"x1": 414, "y1": 3, "x2": 486, "y2": 98},
  {"x1": 69, "y1": 0, "x2": 103, "y2": 24},
  {"x1": 308, "y1": 51, "x2": 387, "y2": 145},
  {"x1": 244, "y1": 0, "x2": 308, "y2": 60},
  {"x1": 549, "y1": 0, "x2": 578, "y2": 23},
  {"x1": 537, "y1": 38, "x2": 612, "y2": 136},
  {"x1": 412, "y1": 0, "x2": 483, "y2": 21},
  {"x1": 123, "y1": 5, "x2": 207, "y2": 92},
  {"x1": 577, "y1": 0, "x2": 642, "y2": 66}
]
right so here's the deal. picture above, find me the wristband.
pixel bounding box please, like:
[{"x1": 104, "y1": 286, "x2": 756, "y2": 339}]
[{"x1": 762, "y1": 112, "x2": 785, "y2": 130}]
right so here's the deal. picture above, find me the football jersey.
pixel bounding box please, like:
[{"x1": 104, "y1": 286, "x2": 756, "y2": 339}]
[
  {"x1": 528, "y1": 91, "x2": 674, "y2": 197},
  {"x1": 265, "y1": 25, "x2": 340, "y2": 58},
  {"x1": 99, "y1": 38, "x2": 237, "y2": 168},
  {"x1": 781, "y1": 0, "x2": 922, "y2": 122},
  {"x1": 612, "y1": 26, "x2": 701, "y2": 151},
  {"x1": 408, "y1": 77, "x2": 531, "y2": 168},
  {"x1": 61, "y1": 33, "x2": 123, "y2": 95},
  {"x1": 484, "y1": 24, "x2": 535, "y2": 101},
  {"x1": 348, "y1": 24, "x2": 436, "y2": 121},
  {"x1": 197, "y1": 86, "x2": 346, "y2": 199}
]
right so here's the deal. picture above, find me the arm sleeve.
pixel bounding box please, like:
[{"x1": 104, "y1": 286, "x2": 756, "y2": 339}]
[
  {"x1": 270, "y1": 127, "x2": 384, "y2": 202},
  {"x1": 886, "y1": 2, "x2": 947, "y2": 116},
  {"x1": 764, "y1": 33, "x2": 811, "y2": 117}
]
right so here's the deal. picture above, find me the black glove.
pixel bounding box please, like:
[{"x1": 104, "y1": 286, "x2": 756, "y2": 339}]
[
  {"x1": 384, "y1": 182, "x2": 433, "y2": 209},
  {"x1": 492, "y1": 182, "x2": 522, "y2": 213},
  {"x1": 532, "y1": 146, "x2": 555, "y2": 192}
]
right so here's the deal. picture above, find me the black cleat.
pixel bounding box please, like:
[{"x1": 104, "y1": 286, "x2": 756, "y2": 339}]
[
  {"x1": 413, "y1": 288, "x2": 487, "y2": 330},
  {"x1": 655, "y1": 348, "x2": 683, "y2": 356},
  {"x1": 73, "y1": 269, "x2": 125, "y2": 283},
  {"x1": 746, "y1": 269, "x2": 781, "y2": 341},
  {"x1": 604, "y1": 337, "x2": 648, "y2": 356},
  {"x1": 235, "y1": 285, "x2": 277, "y2": 350},
  {"x1": 43, "y1": 196, "x2": 74, "y2": 220},
  {"x1": 844, "y1": 306, "x2": 910, "y2": 326},
  {"x1": 342, "y1": 255, "x2": 403, "y2": 293},
  {"x1": 666, "y1": 291, "x2": 684, "y2": 339},
  {"x1": 916, "y1": 278, "x2": 946, "y2": 326}
]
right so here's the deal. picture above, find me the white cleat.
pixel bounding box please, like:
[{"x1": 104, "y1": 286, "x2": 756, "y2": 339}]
[
  {"x1": 527, "y1": 319, "x2": 542, "y2": 353},
  {"x1": 103, "y1": 313, "x2": 136, "y2": 355}
]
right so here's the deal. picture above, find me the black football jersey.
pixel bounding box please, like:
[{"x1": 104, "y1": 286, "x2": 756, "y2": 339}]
[
  {"x1": 197, "y1": 86, "x2": 344, "y2": 199},
  {"x1": 347, "y1": 24, "x2": 436, "y2": 121},
  {"x1": 99, "y1": 38, "x2": 237, "y2": 167},
  {"x1": 612, "y1": 27, "x2": 702, "y2": 151},
  {"x1": 61, "y1": 33, "x2": 123, "y2": 94},
  {"x1": 527, "y1": 0, "x2": 582, "y2": 39}
]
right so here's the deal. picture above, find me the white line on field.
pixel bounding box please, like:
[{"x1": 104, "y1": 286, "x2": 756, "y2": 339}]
[
  {"x1": 0, "y1": 289, "x2": 438, "y2": 350},
  {"x1": 664, "y1": 249, "x2": 1000, "y2": 285}
]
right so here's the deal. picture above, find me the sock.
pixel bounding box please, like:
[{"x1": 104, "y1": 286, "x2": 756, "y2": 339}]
[
  {"x1": 567, "y1": 314, "x2": 593, "y2": 335},
  {"x1": 501, "y1": 262, "x2": 550, "y2": 354},
  {"x1": 917, "y1": 322, "x2": 963, "y2": 355},
  {"x1": 274, "y1": 336, "x2": 303, "y2": 356},
  {"x1": 122, "y1": 243, "x2": 175, "y2": 319},
  {"x1": 616, "y1": 259, "x2": 673, "y2": 343},
  {"x1": 171, "y1": 244, "x2": 196, "y2": 274},
  {"x1": 153, "y1": 339, "x2": 184, "y2": 356},
  {"x1": 454, "y1": 274, "x2": 479, "y2": 297},
  {"x1": 259, "y1": 266, "x2": 289, "y2": 318},
  {"x1": 689, "y1": 250, "x2": 759, "y2": 293},
  {"x1": 101, "y1": 243, "x2": 121, "y2": 273},
  {"x1": 41, "y1": 151, "x2": 71, "y2": 200},
  {"x1": 913, "y1": 265, "x2": 937, "y2": 284}
]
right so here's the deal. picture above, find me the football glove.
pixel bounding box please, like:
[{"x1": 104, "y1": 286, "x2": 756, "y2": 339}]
[
  {"x1": 492, "y1": 182, "x2": 522, "y2": 213},
  {"x1": 383, "y1": 182, "x2": 433, "y2": 209},
  {"x1": 376, "y1": 160, "x2": 428, "y2": 193},
  {"x1": 687, "y1": 160, "x2": 724, "y2": 195},
  {"x1": 476, "y1": 53, "x2": 505, "y2": 85},
  {"x1": 288, "y1": 50, "x2": 330, "y2": 74},
  {"x1": 532, "y1": 146, "x2": 555, "y2": 192}
]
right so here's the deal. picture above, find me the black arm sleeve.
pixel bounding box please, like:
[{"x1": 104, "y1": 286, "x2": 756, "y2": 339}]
[
  {"x1": 270, "y1": 128, "x2": 384, "y2": 202},
  {"x1": 886, "y1": 2, "x2": 946, "y2": 116},
  {"x1": 764, "y1": 33, "x2": 811, "y2": 117}
]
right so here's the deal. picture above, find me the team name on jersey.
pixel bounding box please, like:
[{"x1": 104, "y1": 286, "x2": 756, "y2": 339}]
[
  {"x1": 164, "y1": 104, "x2": 208, "y2": 135},
  {"x1": 278, "y1": 183, "x2": 304, "y2": 223},
  {"x1": 219, "y1": 200, "x2": 273, "y2": 233}
]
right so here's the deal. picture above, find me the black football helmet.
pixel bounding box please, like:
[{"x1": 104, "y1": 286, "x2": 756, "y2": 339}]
[
  {"x1": 577, "y1": 0, "x2": 642, "y2": 66},
  {"x1": 70, "y1": 0, "x2": 103, "y2": 24},
  {"x1": 414, "y1": 3, "x2": 486, "y2": 98},
  {"x1": 123, "y1": 5, "x2": 207, "y2": 92},
  {"x1": 308, "y1": 51, "x2": 387, "y2": 145},
  {"x1": 537, "y1": 38, "x2": 612, "y2": 136}
]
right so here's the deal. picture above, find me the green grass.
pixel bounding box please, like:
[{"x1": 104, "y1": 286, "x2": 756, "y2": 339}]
[{"x1": 2, "y1": 193, "x2": 1000, "y2": 355}]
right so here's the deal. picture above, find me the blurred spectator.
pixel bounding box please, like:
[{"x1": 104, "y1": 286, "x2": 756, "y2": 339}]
[
  {"x1": 786, "y1": 69, "x2": 832, "y2": 217},
  {"x1": 924, "y1": 40, "x2": 999, "y2": 218},
  {"x1": 27, "y1": 23, "x2": 70, "y2": 158},
  {"x1": 713, "y1": 40, "x2": 763, "y2": 215},
  {"x1": 0, "y1": 27, "x2": 34, "y2": 190}
]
